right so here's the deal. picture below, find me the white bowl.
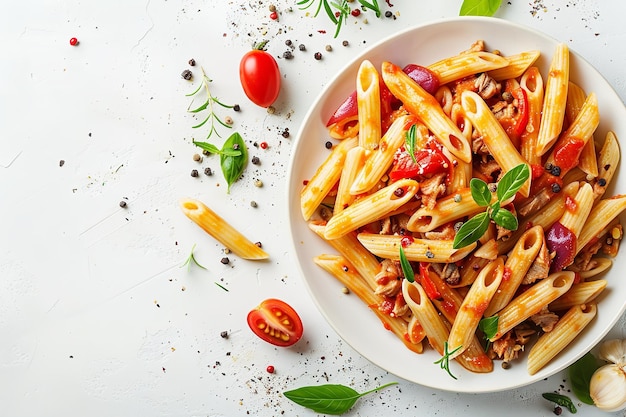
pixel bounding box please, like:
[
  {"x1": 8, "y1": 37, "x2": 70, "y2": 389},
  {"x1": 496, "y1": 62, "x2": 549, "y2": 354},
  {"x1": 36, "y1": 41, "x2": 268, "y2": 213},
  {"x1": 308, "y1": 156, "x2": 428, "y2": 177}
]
[{"x1": 286, "y1": 17, "x2": 626, "y2": 392}]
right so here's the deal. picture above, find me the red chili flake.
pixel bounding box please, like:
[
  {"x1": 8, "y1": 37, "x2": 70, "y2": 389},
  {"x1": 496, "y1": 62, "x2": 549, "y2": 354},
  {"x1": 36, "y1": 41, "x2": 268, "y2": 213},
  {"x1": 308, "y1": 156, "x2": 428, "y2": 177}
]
[
  {"x1": 266, "y1": 365, "x2": 275, "y2": 373},
  {"x1": 269, "y1": 11, "x2": 278, "y2": 20},
  {"x1": 334, "y1": 11, "x2": 340, "y2": 17},
  {"x1": 260, "y1": 141, "x2": 268, "y2": 149},
  {"x1": 69, "y1": 37, "x2": 79, "y2": 46},
  {"x1": 400, "y1": 235, "x2": 414, "y2": 248},
  {"x1": 302, "y1": 180, "x2": 309, "y2": 186},
  {"x1": 351, "y1": 9, "x2": 361, "y2": 16}
]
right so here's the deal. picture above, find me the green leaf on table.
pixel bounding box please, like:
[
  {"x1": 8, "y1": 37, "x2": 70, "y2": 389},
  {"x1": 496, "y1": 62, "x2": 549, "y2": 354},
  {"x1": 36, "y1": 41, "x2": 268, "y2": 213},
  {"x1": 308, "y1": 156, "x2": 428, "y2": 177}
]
[
  {"x1": 569, "y1": 352, "x2": 600, "y2": 405},
  {"x1": 399, "y1": 245, "x2": 415, "y2": 283},
  {"x1": 459, "y1": 0, "x2": 503, "y2": 16},
  {"x1": 542, "y1": 392, "x2": 577, "y2": 414},
  {"x1": 220, "y1": 132, "x2": 248, "y2": 193},
  {"x1": 284, "y1": 382, "x2": 398, "y2": 415},
  {"x1": 453, "y1": 211, "x2": 490, "y2": 249},
  {"x1": 470, "y1": 177, "x2": 492, "y2": 207}
]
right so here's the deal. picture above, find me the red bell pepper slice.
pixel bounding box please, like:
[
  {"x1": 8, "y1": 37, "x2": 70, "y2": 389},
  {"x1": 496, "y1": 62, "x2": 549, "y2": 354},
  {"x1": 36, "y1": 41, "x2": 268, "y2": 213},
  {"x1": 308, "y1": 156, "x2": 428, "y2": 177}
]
[{"x1": 418, "y1": 263, "x2": 442, "y2": 300}]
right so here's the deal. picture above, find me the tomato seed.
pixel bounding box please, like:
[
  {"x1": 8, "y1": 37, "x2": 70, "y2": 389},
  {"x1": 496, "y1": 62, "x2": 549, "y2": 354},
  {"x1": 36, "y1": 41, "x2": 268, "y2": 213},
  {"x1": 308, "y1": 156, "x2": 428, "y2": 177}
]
[
  {"x1": 69, "y1": 37, "x2": 79, "y2": 46},
  {"x1": 266, "y1": 365, "x2": 275, "y2": 374}
]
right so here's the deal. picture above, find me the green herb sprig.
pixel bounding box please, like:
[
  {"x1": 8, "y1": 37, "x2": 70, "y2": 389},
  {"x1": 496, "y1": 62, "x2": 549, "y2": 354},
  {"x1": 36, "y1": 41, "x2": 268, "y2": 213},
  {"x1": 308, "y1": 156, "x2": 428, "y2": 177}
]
[
  {"x1": 434, "y1": 341, "x2": 461, "y2": 379},
  {"x1": 405, "y1": 124, "x2": 418, "y2": 164},
  {"x1": 297, "y1": 0, "x2": 382, "y2": 38},
  {"x1": 452, "y1": 164, "x2": 530, "y2": 249},
  {"x1": 478, "y1": 315, "x2": 499, "y2": 351},
  {"x1": 181, "y1": 244, "x2": 207, "y2": 271},
  {"x1": 186, "y1": 67, "x2": 234, "y2": 139},
  {"x1": 398, "y1": 245, "x2": 415, "y2": 283},
  {"x1": 459, "y1": 0, "x2": 502, "y2": 16},
  {"x1": 284, "y1": 382, "x2": 397, "y2": 415},
  {"x1": 542, "y1": 392, "x2": 578, "y2": 414}
]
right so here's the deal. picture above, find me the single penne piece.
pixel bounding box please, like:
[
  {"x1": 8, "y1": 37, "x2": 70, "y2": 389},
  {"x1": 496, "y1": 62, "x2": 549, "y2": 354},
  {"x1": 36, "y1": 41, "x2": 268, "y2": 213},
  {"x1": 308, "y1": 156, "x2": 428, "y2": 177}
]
[
  {"x1": 357, "y1": 233, "x2": 476, "y2": 263},
  {"x1": 180, "y1": 198, "x2": 269, "y2": 260},
  {"x1": 577, "y1": 195, "x2": 626, "y2": 254},
  {"x1": 350, "y1": 114, "x2": 416, "y2": 195},
  {"x1": 324, "y1": 178, "x2": 419, "y2": 239},
  {"x1": 427, "y1": 51, "x2": 508, "y2": 85},
  {"x1": 485, "y1": 225, "x2": 544, "y2": 317},
  {"x1": 594, "y1": 131, "x2": 620, "y2": 200},
  {"x1": 453, "y1": 255, "x2": 490, "y2": 288},
  {"x1": 567, "y1": 82, "x2": 598, "y2": 177},
  {"x1": 435, "y1": 85, "x2": 454, "y2": 116},
  {"x1": 545, "y1": 93, "x2": 599, "y2": 177},
  {"x1": 300, "y1": 136, "x2": 358, "y2": 221},
  {"x1": 527, "y1": 303, "x2": 597, "y2": 375},
  {"x1": 308, "y1": 221, "x2": 380, "y2": 290},
  {"x1": 490, "y1": 271, "x2": 575, "y2": 341},
  {"x1": 334, "y1": 146, "x2": 366, "y2": 215},
  {"x1": 448, "y1": 258, "x2": 504, "y2": 359},
  {"x1": 559, "y1": 182, "x2": 594, "y2": 238},
  {"x1": 487, "y1": 50, "x2": 541, "y2": 81},
  {"x1": 315, "y1": 254, "x2": 424, "y2": 353},
  {"x1": 407, "y1": 187, "x2": 488, "y2": 232},
  {"x1": 577, "y1": 257, "x2": 612, "y2": 279},
  {"x1": 461, "y1": 90, "x2": 531, "y2": 197},
  {"x1": 519, "y1": 66, "x2": 544, "y2": 166},
  {"x1": 536, "y1": 43, "x2": 570, "y2": 156},
  {"x1": 549, "y1": 280, "x2": 607, "y2": 311},
  {"x1": 356, "y1": 60, "x2": 382, "y2": 150},
  {"x1": 381, "y1": 61, "x2": 472, "y2": 163},
  {"x1": 497, "y1": 181, "x2": 578, "y2": 254},
  {"x1": 402, "y1": 280, "x2": 492, "y2": 373}
]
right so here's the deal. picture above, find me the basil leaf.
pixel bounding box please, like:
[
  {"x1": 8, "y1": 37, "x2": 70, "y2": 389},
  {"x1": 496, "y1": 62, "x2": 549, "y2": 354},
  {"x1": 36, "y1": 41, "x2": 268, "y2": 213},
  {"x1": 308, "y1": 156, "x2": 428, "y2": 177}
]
[
  {"x1": 470, "y1": 178, "x2": 491, "y2": 207},
  {"x1": 492, "y1": 208, "x2": 518, "y2": 231},
  {"x1": 497, "y1": 164, "x2": 530, "y2": 202},
  {"x1": 478, "y1": 316, "x2": 499, "y2": 340},
  {"x1": 405, "y1": 124, "x2": 417, "y2": 164},
  {"x1": 399, "y1": 245, "x2": 414, "y2": 283},
  {"x1": 453, "y1": 212, "x2": 490, "y2": 249},
  {"x1": 459, "y1": 0, "x2": 502, "y2": 16},
  {"x1": 284, "y1": 382, "x2": 398, "y2": 415},
  {"x1": 569, "y1": 352, "x2": 600, "y2": 405},
  {"x1": 220, "y1": 132, "x2": 248, "y2": 193},
  {"x1": 542, "y1": 392, "x2": 577, "y2": 414}
]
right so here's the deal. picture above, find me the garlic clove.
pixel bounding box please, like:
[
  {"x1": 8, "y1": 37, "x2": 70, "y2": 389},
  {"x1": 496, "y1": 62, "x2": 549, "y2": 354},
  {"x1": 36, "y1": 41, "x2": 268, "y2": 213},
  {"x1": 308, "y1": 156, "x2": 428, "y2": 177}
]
[
  {"x1": 590, "y1": 363, "x2": 626, "y2": 412},
  {"x1": 599, "y1": 339, "x2": 626, "y2": 365}
]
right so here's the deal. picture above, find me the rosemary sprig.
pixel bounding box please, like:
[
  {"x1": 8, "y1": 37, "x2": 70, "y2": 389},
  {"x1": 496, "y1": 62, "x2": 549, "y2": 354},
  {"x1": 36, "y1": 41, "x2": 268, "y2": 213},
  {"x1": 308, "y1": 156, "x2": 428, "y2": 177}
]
[
  {"x1": 181, "y1": 244, "x2": 207, "y2": 271},
  {"x1": 297, "y1": 0, "x2": 382, "y2": 38},
  {"x1": 434, "y1": 341, "x2": 462, "y2": 379},
  {"x1": 186, "y1": 67, "x2": 234, "y2": 139}
]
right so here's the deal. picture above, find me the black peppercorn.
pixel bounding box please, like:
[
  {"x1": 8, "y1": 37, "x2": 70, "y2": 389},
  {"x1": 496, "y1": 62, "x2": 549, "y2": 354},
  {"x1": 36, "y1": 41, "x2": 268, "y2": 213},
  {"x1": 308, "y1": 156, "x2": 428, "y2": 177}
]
[
  {"x1": 298, "y1": 44, "x2": 306, "y2": 51},
  {"x1": 385, "y1": 10, "x2": 392, "y2": 18},
  {"x1": 191, "y1": 169, "x2": 199, "y2": 177},
  {"x1": 181, "y1": 69, "x2": 193, "y2": 80},
  {"x1": 251, "y1": 156, "x2": 260, "y2": 165},
  {"x1": 220, "y1": 330, "x2": 229, "y2": 338},
  {"x1": 220, "y1": 257, "x2": 230, "y2": 265},
  {"x1": 188, "y1": 58, "x2": 196, "y2": 66},
  {"x1": 285, "y1": 39, "x2": 292, "y2": 46},
  {"x1": 204, "y1": 167, "x2": 213, "y2": 176},
  {"x1": 233, "y1": 104, "x2": 241, "y2": 112},
  {"x1": 283, "y1": 50, "x2": 293, "y2": 59},
  {"x1": 325, "y1": 141, "x2": 333, "y2": 149},
  {"x1": 119, "y1": 200, "x2": 127, "y2": 208},
  {"x1": 314, "y1": 52, "x2": 322, "y2": 60}
]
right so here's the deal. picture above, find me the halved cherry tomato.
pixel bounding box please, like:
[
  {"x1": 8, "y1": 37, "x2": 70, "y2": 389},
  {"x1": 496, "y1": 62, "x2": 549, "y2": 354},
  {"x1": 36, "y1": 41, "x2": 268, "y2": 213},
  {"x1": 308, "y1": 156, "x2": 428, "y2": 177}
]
[
  {"x1": 246, "y1": 298, "x2": 303, "y2": 347},
  {"x1": 388, "y1": 140, "x2": 452, "y2": 182},
  {"x1": 239, "y1": 42, "x2": 281, "y2": 108}
]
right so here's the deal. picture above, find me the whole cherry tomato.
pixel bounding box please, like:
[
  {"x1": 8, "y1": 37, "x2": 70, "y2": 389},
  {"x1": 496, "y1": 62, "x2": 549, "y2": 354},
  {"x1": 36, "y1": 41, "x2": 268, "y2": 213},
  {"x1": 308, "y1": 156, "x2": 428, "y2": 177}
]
[
  {"x1": 239, "y1": 41, "x2": 281, "y2": 108},
  {"x1": 247, "y1": 298, "x2": 303, "y2": 347}
]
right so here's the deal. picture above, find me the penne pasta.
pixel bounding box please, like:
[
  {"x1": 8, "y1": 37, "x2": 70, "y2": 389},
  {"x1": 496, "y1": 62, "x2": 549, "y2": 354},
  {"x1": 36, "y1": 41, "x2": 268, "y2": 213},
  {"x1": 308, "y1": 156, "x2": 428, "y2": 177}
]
[
  {"x1": 567, "y1": 82, "x2": 598, "y2": 177},
  {"x1": 527, "y1": 303, "x2": 597, "y2": 375},
  {"x1": 356, "y1": 60, "x2": 382, "y2": 150},
  {"x1": 577, "y1": 195, "x2": 626, "y2": 254},
  {"x1": 536, "y1": 43, "x2": 570, "y2": 156},
  {"x1": 549, "y1": 280, "x2": 607, "y2": 311},
  {"x1": 324, "y1": 178, "x2": 419, "y2": 239},
  {"x1": 490, "y1": 271, "x2": 575, "y2": 342},
  {"x1": 519, "y1": 66, "x2": 544, "y2": 165},
  {"x1": 180, "y1": 198, "x2": 269, "y2": 260},
  {"x1": 334, "y1": 146, "x2": 365, "y2": 215},
  {"x1": 357, "y1": 233, "x2": 476, "y2": 263},
  {"x1": 428, "y1": 51, "x2": 508, "y2": 85},
  {"x1": 488, "y1": 50, "x2": 541, "y2": 81},
  {"x1": 408, "y1": 187, "x2": 488, "y2": 232}
]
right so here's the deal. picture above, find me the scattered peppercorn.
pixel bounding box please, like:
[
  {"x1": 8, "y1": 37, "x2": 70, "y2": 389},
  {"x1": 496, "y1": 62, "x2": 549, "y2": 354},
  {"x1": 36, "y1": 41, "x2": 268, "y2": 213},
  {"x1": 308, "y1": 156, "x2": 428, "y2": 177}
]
[
  {"x1": 298, "y1": 44, "x2": 306, "y2": 51},
  {"x1": 501, "y1": 361, "x2": 510, "y2": 369},
  {"x1": 267, "y1": 106, "x2": 276, "y2": 114},
  {"x1": 233, "y1": 104, "x2": 241, "y2": 112},
  {"x1": 285, "y1": 39, "x2": 292, "y2": 46},
  {"x1": 325, "y1": 141, "x2": 333, "y2": 149},
  {"x1": 266, "y1": 365, "x2": 275, "y2": 374},
  {"x1": 551, "y1": 183, "x2": 561, "y2": 193},
  {"x1": 325, "y1": 44, "x2": 332, "y2": 52},
  {"x1": 59, "y1": 160, "x2": 65, "y2": 167},
  {"x1": 553, "y1": 406, "x2": 563, "y2": 416},
  {"x1": 188, "y1": 58, "x2": 196, "y2": 66},
  {"x1": 394, "y1": 187, "x2": 405, "y2": 197},
  {"x1": 204, "y1": 167, "x2": 213, "y2": 176},
  {"x1": 260, "y1": 141, "x2": 268, "y2": 149},
  {"x1": 385, "y1": 10, "x2": 393, "y2": 18},
  {"x1": 342, "y1": 265, "x2": 349, "y2": 272},
  {"x1": 119, "y1": 200, "x2": 127, "y2": 208},
  {"x1": 191, "y1": 169, "x2": 199, "y2": 177},
  {"x1": 281, "y1": 128, "x2": 290, "y2": 138},
  {"x1": 220, "y1": 257, "x2": 230, "y2": 265},
  {"x1": 270, "y1": 11, "x2": 278, "y2": 20},
  {"x1": 251, "y1": 156, "x2": 260, "y2": 165},
  {"x1": 250, "y1": 200, "x2": 258, "y2": 208},
  {"x1": 314, "y1": 52, "x2": 322, "y2": 60},
  {"x1": 202, "y1": 149, "x2": 211, "y2": 156},
  {"x1": 69, "y1": 37, "x2": 79, "y2": 46},
  {"x1": 598, "y1": 178, "x2": 607, "y2": 186},
  {"x1": 283, "y1": 50, "x2": 293, "y2": 59},
  {"x1": 342, "y1": 40, "x2": 349, "y2": 47},
  {"x1": 341, "y1": 287, "x2": 350, "y2": 294},
  {"x1": 192, "y1": 153, "x2": 201, "y2": 162},
  {"x1": 232, "y1": 143, "x2": 240, "y2": 150},
  {"x1": 351, "y1": 8, "x2": 361, "y2": 16},
  {"x1": 254, "y1": 179, "x2": 263, "y2": 187},
  {"x1": 224, "y1": 115, "x2": 234, "y2": 125},
  {"x1": 220, "y1": 330, "x2": 229, "y2": 339},
  {"x1": 550, "y1": 165, "x2": 561, "y2": 176},
  {"x1": 181, "y1": 69, "x2": 193, "y2": 80},
  {"x1": 255, "y1": 242, "x2": 262, "y2": 248},
  {"x1": 425, "y1": 250, "x2": 435, "y2": 259},
  {"x1": 269, "y1": 4, "x2": 276, "y2": 11}
]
